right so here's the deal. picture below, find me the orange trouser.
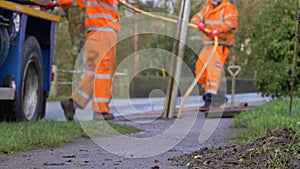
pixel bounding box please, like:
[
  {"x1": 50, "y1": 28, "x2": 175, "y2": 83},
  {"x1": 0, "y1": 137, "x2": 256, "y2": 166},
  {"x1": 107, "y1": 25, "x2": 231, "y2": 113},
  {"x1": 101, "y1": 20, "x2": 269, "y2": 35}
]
[
  {"x1": 195, "y1": 45, "x2": 230, "y2": 94},
  {"x1": 70, "y1": 30, "x2": 117, "y2": 113}
]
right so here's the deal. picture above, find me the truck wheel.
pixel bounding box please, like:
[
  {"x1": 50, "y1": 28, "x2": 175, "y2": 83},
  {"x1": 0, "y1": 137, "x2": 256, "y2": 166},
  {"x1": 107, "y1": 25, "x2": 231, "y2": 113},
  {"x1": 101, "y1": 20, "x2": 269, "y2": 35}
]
[{"x1": 14, "y1": 36, "x2": 44, "y2": 121}]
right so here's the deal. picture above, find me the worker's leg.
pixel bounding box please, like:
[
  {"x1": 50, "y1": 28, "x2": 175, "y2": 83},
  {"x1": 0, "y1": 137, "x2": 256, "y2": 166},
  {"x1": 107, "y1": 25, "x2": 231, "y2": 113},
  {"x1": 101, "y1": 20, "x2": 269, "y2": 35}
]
[
  {"x1": 195, "y1": 45, "x2": 215, "y2": 88},
  {"x1": 203, "y1": 45, "x2": 229, "y2": 107},
  {"x1": 205, "y1": 45, "x2": 229, "y2": 94},
  {"x1": 69, "y1": 31, "x2": 99, "y2": 109},
  {"x1": 61, "y1": 31, "x2": 99, "y2": 120},
  {"x1": 195, "y1": 45, "x2": 229, "y2": 109},
  {"x1": 92, "y1": 32, "x2": 117, "y2": 114}
]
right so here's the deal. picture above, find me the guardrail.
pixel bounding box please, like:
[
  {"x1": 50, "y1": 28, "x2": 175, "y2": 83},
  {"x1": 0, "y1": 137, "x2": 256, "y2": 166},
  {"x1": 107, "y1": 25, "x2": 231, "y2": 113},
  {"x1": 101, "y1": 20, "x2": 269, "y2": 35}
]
[
  {"x1": 50, "y1": 65, "x2": 129, "y2": 97},
  {"x1": 50, "y1": 65, "x2": 258, "y2": 98}
]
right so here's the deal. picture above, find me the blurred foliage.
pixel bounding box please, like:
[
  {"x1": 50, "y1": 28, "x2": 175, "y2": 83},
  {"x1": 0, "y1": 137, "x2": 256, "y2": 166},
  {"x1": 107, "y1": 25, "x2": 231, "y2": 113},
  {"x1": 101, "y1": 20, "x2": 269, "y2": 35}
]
[{"x1": 246, "y1": 0, "x2": 299, "y2": 97}]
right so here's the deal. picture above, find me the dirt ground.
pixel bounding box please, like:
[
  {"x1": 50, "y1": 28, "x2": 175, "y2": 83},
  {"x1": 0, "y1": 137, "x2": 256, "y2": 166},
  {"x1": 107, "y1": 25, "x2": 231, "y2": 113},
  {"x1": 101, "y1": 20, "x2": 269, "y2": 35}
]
[{"x1": 170, "y1": 126, "x2": 300, "y2": 169}]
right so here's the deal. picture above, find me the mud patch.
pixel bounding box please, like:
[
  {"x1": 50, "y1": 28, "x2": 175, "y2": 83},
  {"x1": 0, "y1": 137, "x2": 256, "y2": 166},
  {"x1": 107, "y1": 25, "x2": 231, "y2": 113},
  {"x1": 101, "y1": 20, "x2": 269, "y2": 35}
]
[{"x1": 170, "y1": 126, "x2": 300, "y2": 168}]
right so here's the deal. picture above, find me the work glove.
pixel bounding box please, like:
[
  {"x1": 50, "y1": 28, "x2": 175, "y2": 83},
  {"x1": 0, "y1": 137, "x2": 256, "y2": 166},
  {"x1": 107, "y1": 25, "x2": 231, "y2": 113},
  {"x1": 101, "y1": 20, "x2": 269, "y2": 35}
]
[
  {"x1": 210, "y1": 29, "x2": 221, "y2": 38},
  {"x1": 197, "y1": 22, "x2": 205, "y2": 32},
  {"x1": 46, "y1": 0, "x2": 58, "y2": 8}
]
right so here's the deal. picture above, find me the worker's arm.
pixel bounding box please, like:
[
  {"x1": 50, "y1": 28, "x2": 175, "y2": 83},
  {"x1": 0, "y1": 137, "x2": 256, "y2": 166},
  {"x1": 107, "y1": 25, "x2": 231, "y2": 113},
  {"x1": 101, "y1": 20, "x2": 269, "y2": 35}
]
[
  {"x1": 218, "y1": 4, "x2": 238, "y2": 39},
  {"x1": 46, "y1": 0, "x2": 86, "y2": 8},
  {"x1": 58, "y1": 0, "x2": 86, "y2": 8}
]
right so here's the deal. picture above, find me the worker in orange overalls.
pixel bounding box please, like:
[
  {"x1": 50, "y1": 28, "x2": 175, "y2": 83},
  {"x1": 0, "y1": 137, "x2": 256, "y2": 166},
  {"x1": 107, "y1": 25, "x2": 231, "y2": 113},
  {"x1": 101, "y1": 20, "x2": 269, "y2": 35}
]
[
  {"x1": 47, "y1": 0, "x2": 120, "y2": 120},
  {"x1": 190, "y1": 0, "x2": 238, "y2": 110}
]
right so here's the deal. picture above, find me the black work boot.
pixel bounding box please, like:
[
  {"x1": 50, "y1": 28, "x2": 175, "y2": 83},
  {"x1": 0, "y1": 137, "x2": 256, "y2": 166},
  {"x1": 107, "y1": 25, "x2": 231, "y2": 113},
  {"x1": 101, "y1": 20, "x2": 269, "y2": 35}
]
[
  {"x1": 199, "y1": 93, "x2": 212, "y2": 111},
  {"x1": 200, "y1": 91, "x2": 228, "y2": 111},
  {"x1": 60, "y1": 99, "x2": 75, "y2": 121}
]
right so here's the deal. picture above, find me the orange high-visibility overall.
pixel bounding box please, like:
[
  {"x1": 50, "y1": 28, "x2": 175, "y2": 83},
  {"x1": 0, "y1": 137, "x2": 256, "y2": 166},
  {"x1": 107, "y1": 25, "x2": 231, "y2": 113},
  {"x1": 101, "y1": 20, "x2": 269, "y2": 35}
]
[
  {"x1": 191, "y1": 0, "x2": 238, "y2": 94},
  {"x1": 58, "y1": 0, "x2": 120, "y2": 113}
]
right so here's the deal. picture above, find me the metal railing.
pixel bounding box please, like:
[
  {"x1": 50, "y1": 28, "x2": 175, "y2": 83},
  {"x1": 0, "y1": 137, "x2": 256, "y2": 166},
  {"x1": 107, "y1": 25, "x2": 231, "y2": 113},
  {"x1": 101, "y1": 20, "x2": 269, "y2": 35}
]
[{"x1": 50, "y1": 65, "x2": 129, "y2": 97}]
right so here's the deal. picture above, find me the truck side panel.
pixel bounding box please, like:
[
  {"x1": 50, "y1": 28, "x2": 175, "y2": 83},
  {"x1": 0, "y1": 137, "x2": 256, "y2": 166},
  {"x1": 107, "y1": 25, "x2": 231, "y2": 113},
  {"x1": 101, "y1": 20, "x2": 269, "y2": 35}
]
[{"x1": 0, "y1": 13, "x2": 26, "y2": 91}]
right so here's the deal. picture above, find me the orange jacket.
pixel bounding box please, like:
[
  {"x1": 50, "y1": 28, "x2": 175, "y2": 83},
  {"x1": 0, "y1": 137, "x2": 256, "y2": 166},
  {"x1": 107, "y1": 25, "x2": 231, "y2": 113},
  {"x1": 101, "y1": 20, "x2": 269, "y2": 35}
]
[
  {"x1": 191, "y1": 0, "x2": 238, "y2": 47},
  {"x1": 58, "y1": 0, "x2": 120, "y2": 32}
]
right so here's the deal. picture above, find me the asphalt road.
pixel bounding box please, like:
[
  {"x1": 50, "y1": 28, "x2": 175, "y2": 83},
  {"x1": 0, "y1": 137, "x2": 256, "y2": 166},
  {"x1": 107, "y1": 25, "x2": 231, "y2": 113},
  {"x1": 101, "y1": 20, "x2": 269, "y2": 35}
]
[{"x1": 45, "y1": 93, "x2": 272, "y2": 121}]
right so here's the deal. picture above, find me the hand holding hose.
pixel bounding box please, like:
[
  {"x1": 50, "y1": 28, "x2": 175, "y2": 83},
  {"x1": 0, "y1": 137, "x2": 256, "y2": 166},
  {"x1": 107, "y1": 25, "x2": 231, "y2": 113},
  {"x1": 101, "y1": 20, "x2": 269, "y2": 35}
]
[
  {"x1": 197, "y1": 22, "x2": 205, "y2": 32},
  {"x1": 46, "y1": 0, "x2": 58, "y2": 8},
  {"x1": 210, "y1": 29, "x2": 221, "y2": 38},
  {"x1": 197, "y1": 22, "x2": 221, "y2": 38}
]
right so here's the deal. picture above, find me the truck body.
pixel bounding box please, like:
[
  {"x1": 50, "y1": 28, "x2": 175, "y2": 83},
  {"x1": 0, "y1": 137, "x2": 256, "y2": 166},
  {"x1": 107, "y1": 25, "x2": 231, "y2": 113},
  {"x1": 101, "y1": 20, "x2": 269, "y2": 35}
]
[{"x1": 0, "y1": 0, "x2": 60, "y2": 121}]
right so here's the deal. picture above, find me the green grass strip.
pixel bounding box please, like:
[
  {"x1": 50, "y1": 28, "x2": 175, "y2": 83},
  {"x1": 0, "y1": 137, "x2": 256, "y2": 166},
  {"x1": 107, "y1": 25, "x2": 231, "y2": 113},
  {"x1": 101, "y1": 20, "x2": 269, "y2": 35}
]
[
  {"x1": 0, "y1": 120, "x2": 140, "y2": 155},
  {"x1": 233, "y1": 98, "x2": 300, "y2": 144}
]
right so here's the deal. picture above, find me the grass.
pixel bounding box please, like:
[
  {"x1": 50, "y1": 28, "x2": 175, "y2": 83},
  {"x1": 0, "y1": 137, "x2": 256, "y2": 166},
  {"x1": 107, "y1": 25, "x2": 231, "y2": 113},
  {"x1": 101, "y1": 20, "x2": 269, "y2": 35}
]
[
  {"x1": 80, "y1": 120, "x2": 141, "y2": 138},
  {"x1": 233, "y1": 98, "x2": 300, "y2": 144},
  {"x1": 0, "y1": 120, "x2": 140, "y2": 155}
]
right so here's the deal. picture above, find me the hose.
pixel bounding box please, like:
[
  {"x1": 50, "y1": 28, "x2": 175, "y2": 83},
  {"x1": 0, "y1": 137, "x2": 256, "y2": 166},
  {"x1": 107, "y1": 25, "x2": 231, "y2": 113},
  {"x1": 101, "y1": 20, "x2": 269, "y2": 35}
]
[
  {"x1": 118, "y1": 0, "x2": 198, "y2": 30},
  {"x1": 118, "y1": 0, "x2": 219, "y2": 118}
]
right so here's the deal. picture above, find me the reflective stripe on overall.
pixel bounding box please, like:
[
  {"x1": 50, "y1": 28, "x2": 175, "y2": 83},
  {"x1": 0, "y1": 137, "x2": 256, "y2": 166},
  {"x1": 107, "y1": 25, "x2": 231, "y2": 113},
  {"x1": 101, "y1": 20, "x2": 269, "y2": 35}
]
[
  {"x1": 59, "y1": 0, "x2": 119, "y2": 112},
  {"x1": 70, "y1": 31, "x2": 117, "y2": 113},
  {"x1": 195, "y1": 45, "x2": 229, "y2": 94},
  {"x1": 58, "y1": 0, "x2": 120, "y2": 32}
]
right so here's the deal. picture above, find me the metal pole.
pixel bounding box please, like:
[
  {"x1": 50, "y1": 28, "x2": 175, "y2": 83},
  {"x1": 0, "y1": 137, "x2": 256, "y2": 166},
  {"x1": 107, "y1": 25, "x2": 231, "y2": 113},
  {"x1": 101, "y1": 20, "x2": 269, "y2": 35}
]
[
  {"x1": 162, "y1": 0, "x2": 183, "y2": 119},
  {"x1": 289, "y1": 9, "x2": 300, "y2": 116},
  {"x1": 134, "y1": 5, "x2": 140, "y2": 75},
  {"x1": 163, "y1": 0, "x2": 191, "y2": 118}
]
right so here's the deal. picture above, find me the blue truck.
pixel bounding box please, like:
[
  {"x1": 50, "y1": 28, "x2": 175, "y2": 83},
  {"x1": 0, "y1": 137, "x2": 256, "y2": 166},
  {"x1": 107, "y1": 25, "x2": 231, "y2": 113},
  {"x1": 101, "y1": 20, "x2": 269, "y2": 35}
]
[{"x1": 0, "y1": 0, "x2": 60, "y2": 121}]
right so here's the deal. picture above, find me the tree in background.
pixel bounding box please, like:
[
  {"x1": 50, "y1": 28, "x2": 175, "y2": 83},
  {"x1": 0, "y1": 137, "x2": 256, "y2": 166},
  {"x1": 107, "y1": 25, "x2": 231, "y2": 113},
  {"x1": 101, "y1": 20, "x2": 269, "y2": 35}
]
[
  {"x1": 246, "y1": 0, "x2": 299, "y2": 97},
  {"x1": 224, "y1": 0, "x2": 261, "y2": 78}
]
